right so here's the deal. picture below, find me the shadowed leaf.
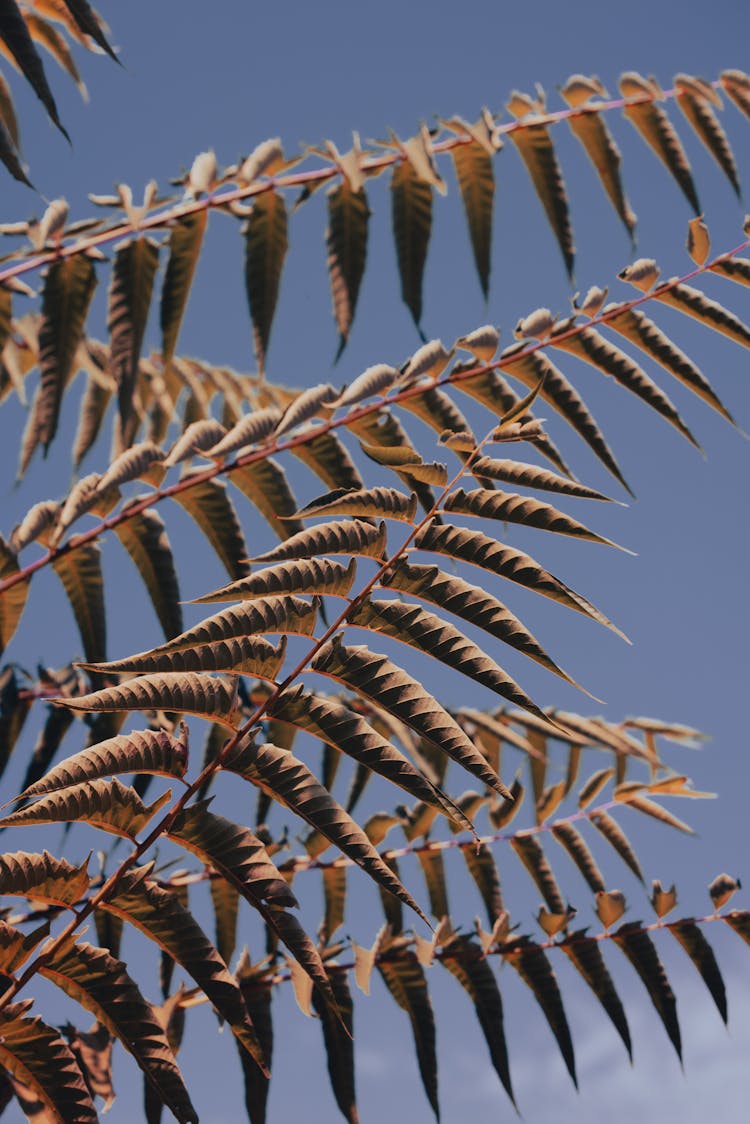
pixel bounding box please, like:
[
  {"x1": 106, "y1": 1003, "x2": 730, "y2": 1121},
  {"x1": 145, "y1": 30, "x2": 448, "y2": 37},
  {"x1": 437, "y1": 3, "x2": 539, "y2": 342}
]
[
  {"x1": 60, "y1": 0, "x2": 119, "y2": 62},
  {"x1": 441, "y1": 935, "x2": 514, "y2": 1106},
  {"x1": 565, "y1": 101, "x2": 636, "y2": 241},
  {"x1": 327, "y1": 180, "x2": 369, "y2": 358},
  {"x1": 244, "y1": 189, "x2": 288, "y2": 373},
  {"x1": 381, "y1": 559, "x2": 585, "y2": 693},
  {"x1": 223, "y1": 738, "x2": 429, "y2": 925},
  {"x1": 168, "y1": 801, "x2": 298, "y2": 910},
  {"x1": 108, "y1": 237, "x2": 160, "y2": 432},
  {"x1": 550, "y1": 322, "x2": 698, "y2": 448},
  {"x1": 102, "y1": 865, "x2": 266, "y2": 1070},
  {"x1": 508, "y1": 544, "x2": 607, "y2": 638},
  {"x1": 27, "y1": 256, "x2": 96, "y2": 465},
  {"x1": 173, "y1": 474, "x2": 249, "y2": 580},
  {"x1": 81, "y1": 634, "x2": 286, "y2": 682},
  {"x1": 250, "y1": 518, "x2": 387, "y2": 565},
  {"x1": 444, "y1": 487, "x2": 625, "y2": 550},
  {"x1": 446, "y1": 130, "x2": 496, "y2": 297},
  {"x1": 504, "y1": 936, "x2": 577, "y2": 1086},
  {"x1": 232, "y1": 457, "x2": 305, "y2": 541},
  {"x1": 670, "y1": 919, "x2": 727, "y2": 1022},
  {"x1": 620, "y1": 72, "x2": 700, "y2": 213},
  {"x1": 675, "y1": 74, "x2": 740, "y2": 196},
  {"x1": 508, "y1": 116, "x2": 574, "y2": 278},
  {"x1": 52, "y1": 544, "x2": 105, "y2": 666},
  {"x1": 350, "y1": 595, "x2": 553, "y2": 719},
  {"x1": 391, "y1": 158, "x2": 432, "y2": 333},
  {"x1": 194, "y1": 557, "x2": 356, "y2": 604},
  {"x1": 40, "y1": 938, "x2": 197, "y2": 1123},
  {"x1": 589, "y1": 810, "x2": 644, "y2": 881},
  {"x1": 161, "y1": 211, "x2": 207, "y2": 364},
  {"x1": 499, "y1": 344, "x2": 630, "y2": 493},
  {"x1": 379, "y1": 939, "x2": 439, "y2": 1120},
  {"x1": 0, "y1": 1000, "x2": 95, "y2": 1123},
  {"x1": 654, "y1": 280, "x2": 750, "y2": 349},
  {"x1": 551, "y1": 822, "x2": 605, "y2": 892},
  {"x1": 560, "y1": 929, "x2": 632, "y2": 1058},
  {"x1": 293, "y1": 485, "x2": 417, "y2": 523},
  {"x1": 311, "y1": 636, "x2": 513, "y2": 801},
  {"x1": 604, "y1": 303, "x2": 734, "y2": 424},
  {"x1": 236, "y1": 964, "x2": 273, "y2": 1124},
  {"x1": 510, "y1": 834, "x2": 565, "y2": 912},
  {"x1": 86, "y1": 596, "x2": 316, "y2": 673},
  {"x1": 115, "y1": 505, "x2": 182, "y2": 641},
  {"x1": 0, "y1": 0, "x2": 69, "y2": 139},
  {"x1": 612, "y1": 921, "x2": 681, "y2": 1060},
  {"x1": 267, "y1": 686, "x2": 473, "y2": 833}
]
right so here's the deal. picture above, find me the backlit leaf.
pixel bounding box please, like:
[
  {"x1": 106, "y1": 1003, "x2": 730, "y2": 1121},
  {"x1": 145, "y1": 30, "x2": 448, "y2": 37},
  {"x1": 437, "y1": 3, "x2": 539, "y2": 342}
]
[
  {"x1": 0, "y1": 849, "x2": 89, "y2": 908},
  {"x1": 56, "y1": 672, "x2": 240, "y2": 728},
  {"x1": 17, "y1": 725, "x2": 189, "y2": 801},
  {"x1": 0, "y1": 536, "x2": 28, "y2": 657},
  {"x1": 0, "y1": 777, "x2": 170, "y2": 840}
]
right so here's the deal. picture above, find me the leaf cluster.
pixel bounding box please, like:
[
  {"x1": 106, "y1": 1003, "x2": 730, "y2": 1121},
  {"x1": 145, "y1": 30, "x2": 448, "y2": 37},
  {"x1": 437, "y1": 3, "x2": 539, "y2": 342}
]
[{"x1": 0, "y1": 16, "x2": 747, "y2": 1122}]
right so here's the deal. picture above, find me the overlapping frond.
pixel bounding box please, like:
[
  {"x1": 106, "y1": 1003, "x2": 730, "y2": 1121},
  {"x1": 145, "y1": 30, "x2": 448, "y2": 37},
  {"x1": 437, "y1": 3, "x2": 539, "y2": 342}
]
[{"x1": 0, "y1": 50, "x2": 746, "y2": 1124}]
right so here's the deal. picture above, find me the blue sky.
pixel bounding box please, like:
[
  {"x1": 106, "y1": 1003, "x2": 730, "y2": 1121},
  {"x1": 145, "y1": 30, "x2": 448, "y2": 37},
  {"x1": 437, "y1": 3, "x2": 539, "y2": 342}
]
[{"x1": 1, "y1": 1, "x2": 750, "y2": 1121}]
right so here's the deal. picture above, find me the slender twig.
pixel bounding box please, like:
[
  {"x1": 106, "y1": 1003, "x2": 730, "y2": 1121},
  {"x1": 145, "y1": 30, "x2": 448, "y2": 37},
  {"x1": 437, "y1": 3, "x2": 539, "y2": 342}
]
[
  {"x1": 0, "y1": 80, "x2": 714, "y2": 288},
  {"x1": 1, "y1": 235, "x2": 747, "y2": 601},
  {"x1": 169, "y1": 908, "x2": 740, "y2": 999}
]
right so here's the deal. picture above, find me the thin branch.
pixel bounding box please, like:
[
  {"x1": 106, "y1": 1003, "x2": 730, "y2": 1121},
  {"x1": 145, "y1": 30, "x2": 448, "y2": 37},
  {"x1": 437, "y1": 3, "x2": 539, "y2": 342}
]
[
  {"x1": 168, "y1": 908, "x2": 739, "y2": 997},
  {"x1": 0, "y1": 80, "x2": 717, "y2": 288},
  {"x1": 0, "y1": 410, "x2": 501, "y2": 1005},
  {"x1": 1, "y1": 235, "x2": 747, "y2": 601}
]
